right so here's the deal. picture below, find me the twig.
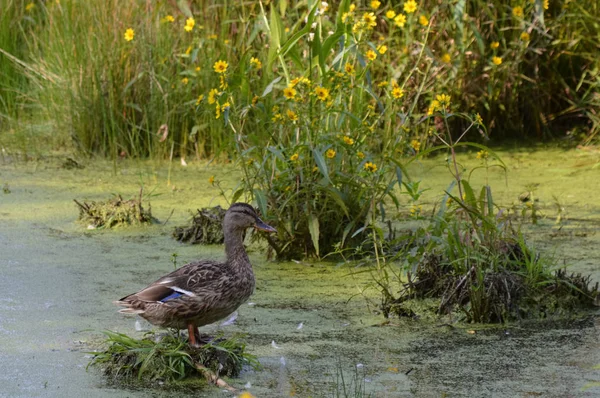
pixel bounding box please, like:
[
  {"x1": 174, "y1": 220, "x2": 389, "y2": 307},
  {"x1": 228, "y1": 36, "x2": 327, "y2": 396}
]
[
  {"x1": 438, "y1": 266, "x2": 475, "y2": 313},
  {"x1": 192, "y1": 361, "x2": 237, "y2": 392},
  {"x1": 162, "y1": 208, "x2": 175, "y2": 225}
]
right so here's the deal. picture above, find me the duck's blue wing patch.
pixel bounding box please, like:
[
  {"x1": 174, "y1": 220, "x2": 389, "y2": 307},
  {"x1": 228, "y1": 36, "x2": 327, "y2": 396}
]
[{"x1": 160, "y1": 291, "x2": 184, "y2": 302}]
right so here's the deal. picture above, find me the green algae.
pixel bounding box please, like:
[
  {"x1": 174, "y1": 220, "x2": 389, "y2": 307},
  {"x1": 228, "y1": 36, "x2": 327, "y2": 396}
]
[{"x1": 0, "y1": 148, "x2": 599, "y2": 397}]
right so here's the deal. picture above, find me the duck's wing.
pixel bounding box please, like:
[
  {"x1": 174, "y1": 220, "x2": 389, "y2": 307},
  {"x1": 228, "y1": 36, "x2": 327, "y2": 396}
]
[{"x1": 117, "y1": 260, "x2": 226, "y2": 304}]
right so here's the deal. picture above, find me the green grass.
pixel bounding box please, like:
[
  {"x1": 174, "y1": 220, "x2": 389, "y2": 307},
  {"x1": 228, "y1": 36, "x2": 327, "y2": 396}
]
[
  {"x1": 88, "y1": 330, "x2": 259, "y2": 387},
  {"x1": 0, "y1": 0, "x2": 597, "y2": 158}
]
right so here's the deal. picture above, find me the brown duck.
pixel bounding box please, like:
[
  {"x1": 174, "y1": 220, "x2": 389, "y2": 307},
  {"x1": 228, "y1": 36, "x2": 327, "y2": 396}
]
[{"x1": 115, "y1": 203, "x2": 276, "y2": 346}]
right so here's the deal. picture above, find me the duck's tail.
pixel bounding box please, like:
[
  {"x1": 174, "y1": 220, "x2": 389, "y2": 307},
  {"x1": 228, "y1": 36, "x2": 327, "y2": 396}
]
[{"x1": 113, "y1": 300, "x2": 145, "y2": 315}]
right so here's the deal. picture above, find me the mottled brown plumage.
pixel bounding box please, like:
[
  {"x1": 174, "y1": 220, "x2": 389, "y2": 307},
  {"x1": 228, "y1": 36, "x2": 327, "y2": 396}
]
[{"x1": 114, "y1": 203, "x2": 276, "y2": 345}]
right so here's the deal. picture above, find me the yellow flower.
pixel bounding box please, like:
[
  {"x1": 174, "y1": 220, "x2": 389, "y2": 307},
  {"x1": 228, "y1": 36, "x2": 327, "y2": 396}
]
[
  {"x1": 357, "y1": 151, "x2": 365, "y2": 159},
  {"x1": 410, "y1": 204, "x2": 422, "y2": 216},
  {"x1": 520, "y1": 31, "x2": 530, "y2": 41},
  {"x1": 364, "y1": 161, "x2": 378, "y2": 172},
  {"x1": 215, "y1": 105, "x2": 221, "y2": 119},
  {"x1": 394, "y1": 14, "x2": 407, "y2": 28},
  {"x1": 286, "y1": 109, "x2": 298, "y2": 121},
  {"x1": 377, "y1": 45, "x2": 388, "y2": 55},
  {"x1": 164, "y1": 15, "x2": 175, "y2": 23},
  {"x1": 492, "y1": 56, "x2": 502, "y2": 65},
  {"x1": 252, "y1": 95, "x2": 259, "y2": 106},
  {"x1": 366, "y1": 50, "x2": 377, "y2": 61},
  {"x1": 403, "y1": 0, "x2": 418, "y2": 14},
  {"x1": 512, "y1": 6, "x2": 524, "y2": 18},
  {"x1": 362, "y1": 12, "x2": 377, "y2": 28},
  {"x1": 371, "y1": 0, "x2": 381, "y2": 9},
  {"x1": 418, "y1": 15, "x2": 428, "y2": 26},
  {"x1": 221, "y1": 102, "x2": 231, "y2": 111},
  {"x1": 290, "y1": 153, "x2": 299, "y2": 161},
  {"x1": 25, "y1": 2, "x2": 35, "y2": 11},
  {"x1": 441, "y1": 53, "x2": 451, "y2": 63},
  {"x1": 314, "y1": 86, "x2": 330, "y2": 102},
  {"x1": 543, "y1": 0, "x2": 549, "y2": 10},
  {"x1": 410, "y1": 140, "x2": 421, "y2": 151},
  {"x1": 184, "y1": 17, "x2": 195, "y2": 32},
  {"x1": 342, "y1": 136, "x2": 355, "y2": 145},
  {"x1": 476, "y1": 150, "x2": 489, "y2": 160},
  {"x1": 250, "y1": 57, "x2": 262, "y2": 69},
  {"x1": 208, "y1": 176, "x2": 215, "y2": 185},
  {"x1": 238, "y1": 392, "x2": 255, "y2": 398},
  {"x1": 208, "y1": 88, "x2": 219, "y2": 104},
  {"x1": 213, "y1": 60, "x2": 228, "y2": 74},
  {"x1": 196, "y1": 95, "x2": 204, "y2": 105},
  {"x1": 427, "y1": 99, "x2": 440, "y2": 115},
  {"x1": 208, "y1": 34, "x2": 218, "y2": 40},
  {"x1": 475, "y1": 113, "x2": 483, "y2": 125},
  {"x1": 344, "y1": 63, "x2": 355, "y2": 74},
  {"x1": 283, "y1": 87, "x2": 297, "y2": 100},
  {"x1": 392, "y1": 87, "x2": 404, "y2": 99},
  {"x1": 326, "y1": 149, "x2": 336, "y2": 159},
  {"x1": 490, "y1": 41, "x2": 500, "y2": 49},
  {"x1": 124, "y1": 28, "x2": 135, "y2": 42},
  {"x1": 181, "y1": 77, "x2": 189, "y2": 85},
  {"x1": 436, "y1": 94, "x2": 451, "y2": 107},
  {"x1": 384, "y1": 10, "x2": 396, "y2": 19}
]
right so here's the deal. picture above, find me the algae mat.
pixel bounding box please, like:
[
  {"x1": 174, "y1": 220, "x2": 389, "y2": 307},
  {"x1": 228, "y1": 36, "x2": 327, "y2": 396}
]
[{"x1": 0, "y1": 149, "x2": 599, "y2": 397}]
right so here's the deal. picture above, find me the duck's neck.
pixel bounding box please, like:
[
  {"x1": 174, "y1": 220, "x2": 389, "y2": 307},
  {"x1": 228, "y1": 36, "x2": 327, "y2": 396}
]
[{"x1": 224, "y1": 227, "x2": 250, "y2": 269}]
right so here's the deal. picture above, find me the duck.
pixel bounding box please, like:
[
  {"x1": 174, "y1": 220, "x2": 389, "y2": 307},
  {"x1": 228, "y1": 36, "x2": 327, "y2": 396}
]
[{"x1": 115, "y1": 203, "x2": 276, "y2": 346}]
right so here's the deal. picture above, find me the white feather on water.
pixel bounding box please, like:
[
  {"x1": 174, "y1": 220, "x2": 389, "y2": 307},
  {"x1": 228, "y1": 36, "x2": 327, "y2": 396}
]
[{"x1": 220, "y1": 311, "x2": 238, "y2": 326}]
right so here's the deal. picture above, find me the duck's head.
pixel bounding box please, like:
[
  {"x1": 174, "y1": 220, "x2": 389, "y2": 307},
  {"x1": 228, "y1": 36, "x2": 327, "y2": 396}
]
[{"x1": 224, "y1": 203, "x2": 276, "y2": 233}]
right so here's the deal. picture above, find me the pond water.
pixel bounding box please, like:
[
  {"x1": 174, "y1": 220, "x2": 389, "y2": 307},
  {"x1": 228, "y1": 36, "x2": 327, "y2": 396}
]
[{"x1": 0, "y1": 147, "x2": 599, "y2": 397}]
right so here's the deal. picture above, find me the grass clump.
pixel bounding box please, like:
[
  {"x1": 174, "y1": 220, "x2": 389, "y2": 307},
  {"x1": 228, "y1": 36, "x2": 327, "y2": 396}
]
[
  {"x1": 371, "y1": 180, "x2": 599, "y2": 323},
  {"x1": 173, "y1": 205, "x2": 226, "y2": 244},
  {"x1": 88, "y1": 330, "x2": 259, "y2": 388},
  {"x1": 74, "y1": 189, "x2": 153, "y2": 228}
]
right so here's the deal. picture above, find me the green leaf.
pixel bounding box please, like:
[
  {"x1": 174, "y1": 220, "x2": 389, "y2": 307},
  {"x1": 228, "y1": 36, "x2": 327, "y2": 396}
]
[
  {"x1": 453, "y1": 0, "x2": 466, "y2": 50},
  {"x1": 461, "y1": 180, "x2": 476, "y2": 207},
  {"x1": 485, "y1": 185, "x2": 494, "y2": 216},
  {"x1": 231, "y1": 187, "x2": 244, "y2": 204},
  {"x1": 395, "y1": 166, "x2": 403, "y2": 189},
  {"x1": 278, "y1": 3, "x2": 319, "y2": 58},
  {"x1": 253, "y1": 189, "x2": 267, "y2": 217},
  {"x1": 312, "y1": 149, "x2": 332, "y2": 185},
  {"x1": 326, "y1": 187, "x2": 349, "y2": 217},
  {"x1": 308, "y1": 213, "x2": 320, "y2": 257},
  {"x1": 267, "y1": 5, "x2": 284, "y2": 67}
]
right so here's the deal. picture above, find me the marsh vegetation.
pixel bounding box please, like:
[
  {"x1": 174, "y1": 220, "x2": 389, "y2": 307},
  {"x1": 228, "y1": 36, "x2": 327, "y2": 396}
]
[{"x1": 1, "y1": 0, "x2": 600, "y2": 395}]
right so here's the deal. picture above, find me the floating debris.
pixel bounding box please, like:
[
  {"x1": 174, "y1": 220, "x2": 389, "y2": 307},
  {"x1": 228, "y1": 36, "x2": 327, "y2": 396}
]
[
  {"x1": 173, "y1": 206, "x2": 226, "y2": 244},
  {"x1": 74, "y1": 189, "x2": 153, "y2": 228}
]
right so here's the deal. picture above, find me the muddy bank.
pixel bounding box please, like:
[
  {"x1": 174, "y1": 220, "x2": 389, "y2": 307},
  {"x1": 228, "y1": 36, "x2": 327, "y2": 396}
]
[{"x1": 0, "y1": 149, "x2": 599, "y2": 397}]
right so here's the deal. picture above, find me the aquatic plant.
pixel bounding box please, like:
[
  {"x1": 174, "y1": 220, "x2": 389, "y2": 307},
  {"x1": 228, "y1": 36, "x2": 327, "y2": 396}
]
[
  {"x1": 173, "y1": 205, "x2": 226, "y2": 244},
  {"x1": 74, "y1": 189, "x2": 154, "y2": 228},
  {"x1": 88, "y1": 330, "x2": 259, "y2": 388}
]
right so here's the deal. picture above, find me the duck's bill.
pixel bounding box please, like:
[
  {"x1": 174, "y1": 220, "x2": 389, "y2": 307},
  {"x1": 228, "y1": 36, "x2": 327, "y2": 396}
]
[{"x1": 255, "y1": 219, "x2": 277, "y2": 233}]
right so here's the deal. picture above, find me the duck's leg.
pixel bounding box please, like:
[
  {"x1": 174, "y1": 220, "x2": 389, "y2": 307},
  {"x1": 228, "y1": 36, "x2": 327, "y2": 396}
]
[{"x1": 187, "y1": 323, "x2": 198, "y2": 347}]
